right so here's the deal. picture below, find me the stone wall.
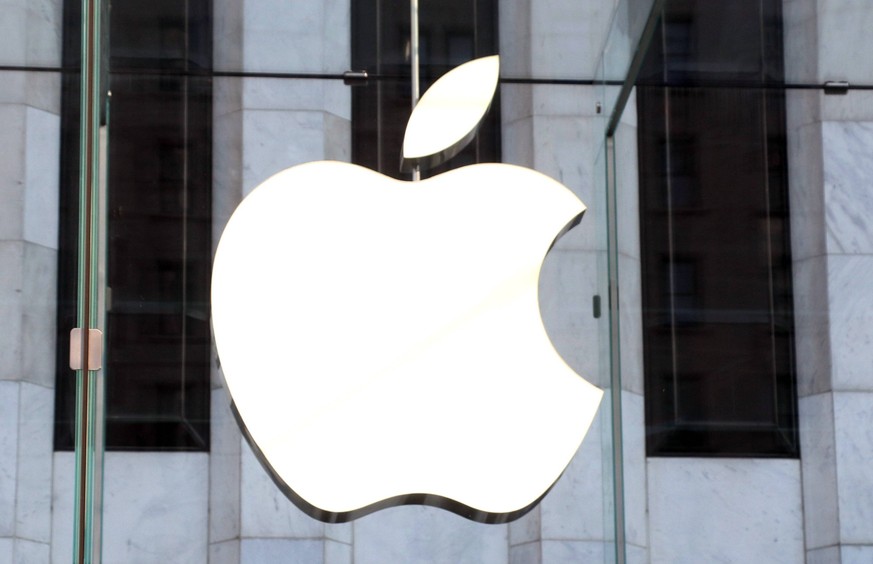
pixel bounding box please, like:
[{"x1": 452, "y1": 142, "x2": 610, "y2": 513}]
[{"x1": 0, "y1": 0, "x2": 62, "y2": 561}]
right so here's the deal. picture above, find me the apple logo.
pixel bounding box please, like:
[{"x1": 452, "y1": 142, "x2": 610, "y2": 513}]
[{"x1": 211, "y1": 55, "x2": 603, "y2": 524}]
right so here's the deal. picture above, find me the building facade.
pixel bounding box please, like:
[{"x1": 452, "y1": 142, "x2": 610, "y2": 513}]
[{"x1": 1, "y1": 0, "x2": 872, "y2": 562}]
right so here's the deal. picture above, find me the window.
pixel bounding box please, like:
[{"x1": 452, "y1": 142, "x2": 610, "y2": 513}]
[
  {"x1": 351, "y1": 0, "x2": 499, "y2": 178},
  {"x1": 636, "y1": 0, "x2": 797, "y2": 456},
  {"x1": 55, "y1": 0, "x2": 212, "y2": 450}
]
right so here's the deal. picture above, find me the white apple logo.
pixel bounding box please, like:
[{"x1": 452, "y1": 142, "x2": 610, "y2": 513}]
[{"x1": 211, "y1": 56, "x2": 603, "y2": 523}]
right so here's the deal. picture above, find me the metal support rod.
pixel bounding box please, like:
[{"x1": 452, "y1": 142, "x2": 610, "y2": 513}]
[{"x1": 410, "y1": 0, "x2": 421, "y2": 181}]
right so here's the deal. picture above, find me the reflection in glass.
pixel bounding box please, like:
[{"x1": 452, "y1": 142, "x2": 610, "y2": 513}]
[
  {"x1": 56, "y1": 0, "x2": 211, "y2": 450},
  {"x1": 636, "y1": 0, "x2": 797, "y2": 456}
]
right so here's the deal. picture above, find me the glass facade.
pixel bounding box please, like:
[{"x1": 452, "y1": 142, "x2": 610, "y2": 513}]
[
  {"x1": 48, "y1": 0, "x2": 621, "y2": 560},
  {"x1": 3, "y1": 0, "x2": 873, "y2": 561}
]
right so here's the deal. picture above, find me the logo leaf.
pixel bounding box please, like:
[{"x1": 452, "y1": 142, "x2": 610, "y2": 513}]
[{"x1": 401, "y1": 55, "x2": 500, "y2": 172}]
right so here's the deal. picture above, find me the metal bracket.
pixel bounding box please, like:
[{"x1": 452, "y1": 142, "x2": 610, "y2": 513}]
[
  {"x1": 342, "y1": 70, "x2": 369, "y2": 86},
  {"x1": 70, "y1": 328, "x2": 104, "y2": 370},
  {"x1": 824, "y1": 81, "x2": 850, "y2": 95}
]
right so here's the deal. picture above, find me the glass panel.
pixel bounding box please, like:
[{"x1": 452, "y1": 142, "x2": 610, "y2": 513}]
[
  {"x1": 5, "y1": 0, "x2": 642, "y2": 560},
  {"x1": 635, "y1": 0, "x2": 797, "y2": 457},
  {"x1": 72, "y1": 0, "x2": 108, "y2": 560},
  {"x1": 593, "y1": 0, "x2": 667, "y2": 561},
  {"x1": 1, "y1": 0, "x2": 852, "y2": 559},
  {"x1": 598, "y1": 0, "x2": 800, "y2": 561},
  {"x1": 605, "y1": 0, "x2": 797, "y2": 559},
  {"x1": 56, "y1": 0, "x2": 211, "y2": 453},
  {"x1": 595, "y1": 139, "x2": 622, "y2": 563},
  {"x1": 595, "y1": 0, "x2": 664, "y2": 136}
]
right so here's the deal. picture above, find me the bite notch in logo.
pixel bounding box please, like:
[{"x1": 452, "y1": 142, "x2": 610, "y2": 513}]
[{"x1": 211, "y1": 55, "x2": 603, "y2": 524}]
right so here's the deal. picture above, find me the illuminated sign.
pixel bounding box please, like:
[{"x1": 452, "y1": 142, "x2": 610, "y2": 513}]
[{"x1": 211, "y1": 56, "x2": 602, "y2": 523}]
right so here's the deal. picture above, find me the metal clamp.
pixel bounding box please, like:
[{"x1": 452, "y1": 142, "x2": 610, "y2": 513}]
[
  {"x1": 70, "y1": 328, "x2": 104, "y2": 370},
  {"x1": 823, "y1": 81, "x2": 850, "y2": 95},
  {"x1": 342, "y1": 70, "x2": 369, "y2": 86}
]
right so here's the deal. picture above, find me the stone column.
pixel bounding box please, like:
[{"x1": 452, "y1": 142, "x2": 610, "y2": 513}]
[
  {"x1": 784, "y1": 0, "x2": 873, "y2": 561},
  {"x1": 500, "y1": 0, "x2": 624, "y2": 561},
  {"x1": 209, "y1": 1, "x2": 353, "y2": 562},
  {"x1": 0, "y1": 1, "x2": 62, "y2": 562}
]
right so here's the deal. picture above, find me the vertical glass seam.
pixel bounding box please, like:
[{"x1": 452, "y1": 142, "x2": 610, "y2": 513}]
[{"x1": 73, "y1": 0, "x2": 104, "y2": 560}]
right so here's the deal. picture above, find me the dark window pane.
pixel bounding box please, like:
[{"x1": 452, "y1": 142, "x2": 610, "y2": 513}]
[
  {"x1": 55, "y1": 0, "x2": 212, "y2": 451},
  {"x1": 636, "y1": 0, "x2": 797, "y2": 457}
]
